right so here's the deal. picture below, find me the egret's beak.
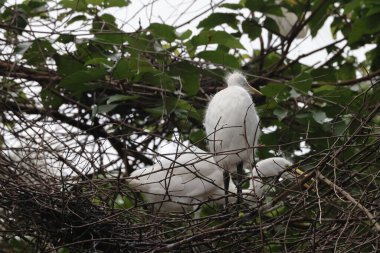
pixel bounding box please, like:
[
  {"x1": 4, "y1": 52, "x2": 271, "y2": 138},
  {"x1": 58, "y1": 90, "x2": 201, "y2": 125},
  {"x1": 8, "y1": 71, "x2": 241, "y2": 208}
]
[
  {"x1": 293, "y1": 167, "x2": 311, "y2": 189},
  {"x1": 247, "y1": 85, "x2": 263, "y2": 96}
]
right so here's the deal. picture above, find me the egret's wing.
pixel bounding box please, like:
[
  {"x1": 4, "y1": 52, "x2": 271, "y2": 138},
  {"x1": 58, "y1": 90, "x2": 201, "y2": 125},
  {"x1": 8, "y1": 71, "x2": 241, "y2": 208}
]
[
  {"x1": 181, "y1": 160, "x2": 223, "y2": 200},
  {"x1": 159, "y1": 167, "x2": 185, "y2": 194},
  {"x1": 130, "y1": 147, "x2": 220, "y2": 209},
  {"x1": 128, "y1": 165, "x2": 155, "y2": 190}
]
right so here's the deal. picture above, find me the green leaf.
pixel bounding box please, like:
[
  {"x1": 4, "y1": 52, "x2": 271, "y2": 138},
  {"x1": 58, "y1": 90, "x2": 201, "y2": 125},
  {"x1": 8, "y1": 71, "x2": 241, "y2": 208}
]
[
  {"x1": 1, "y1": 4, "x2": 29, "y2": 33},
  {"x1": 263, "y1": 52, "x2": 282, "y2": 69},
  {"x1": 92, "y1": 14, "x2": 127, "y2": 45},
  {"x1": 245, "y1": 0, "x2": 265, "y2": 12},
  {"x1": 331, "y1": 120, "x2": 348, "y2": 136},
  {"x1": 181, "y1": 72, "x2": 200, "y2": 96},
  {"x1": 200, "y1": 203, "x2": 219, "y2": 218},
  {"x1": 273, "y1": 108, "x2": 288, "y2": 121},
  {"x1": 289, "y1": 88, "x2": 301, "y2": 99},
  {"x1": 336, "y1": 64, "x2": 356, "y2": 81},
  {"x1": 292, "y1": 72, "x2": 312, "y2": 92},
  {"x1": 148, "y1": 23, "x2": 177, "y2": 42},
  {"x1": 191, "y1": 30, "x2": 245, "y2": 49},
  {"x1": 57, "y1": 34, "x2": 76, "y2": 44},
  {"x1": 67, "y1": 14, "x2": 87, "y2": 25},
  {"x1": 264, "y1": 203, "x2": 286, "y2": 218},
  {"x1": 263, "y1": 17, "x2": 280, "y2": 34},
  {"x1": 197, "y1": 51, "x2": 240, "y2": 68},
  {"x1": 54, "y1": 54, "x2": 85, "y2": 76},
  {"x1": 60, "y1": 71, "x2": 94, "y2": 91},
  {"x1": 315, "y1": 87, "x2": 355, "y2": 104},
  {"x1": 177, "y1": 29, "x2": 192, "y2": 40},
  {"x1": 60, "y1": 68, "x2": 107, "y2": 95},
  {"x1": 85, "y1": 57, "x2": 111, "y2": 67},
  {"x1": 106, "y1": 0, "x2": 130, "y2": 7},
  {"x1": 366, "y1": 46, "x2": 380, "y2": 71},
  {"x1": 312, "y1": 111, "x2": 327, "y2": 124},
  {"x1": 93, "y1": 104, "x2": 118, "y2": 116},
  {"x1": 246, "y1": 0, "x2": 283, "y2": 16},
  {"x1": 60, "y1": 0, "x2": 87, "y2": 11},
  {"x1": 151, "y1": 97, "x2": 202, "y2": 120},
  {"x1": 141, "y1": 72, "x2": 175, "y2": 90},
  {"x1": 313, "y1": 85, "x2": 336, "y2": 93},
  {"x1": 260, "y1": 131, "x2": 282, "y2": 146},
  {"x1": 311, "y1": 67, "x2": 337, "y2": 83},
  {"x1": 23, "y1": 39, "x2": 56, "y2": 66},
  {"x1": 170, "y1": 62, "x2": 200, "y2": 96},
  {"x1": 220, "y1": 3, "x2": 243, "y2": 9},
  {"x1": 112, "y1": 57, "x2": 155, "y2": 80},
  {"x1": 344, "y1": 0, "x2": 361, "y2": 14},
  {"x1": 242, "y1": 19, "x2": 262, "y2": 40},
  {"x1": 348, "y1": 14, "x2": 380, "y2": 44},
  {"x1": 308, "y1": 0, "x2": 330, "y2": 37},
  {"x1": 367, "y1": 5, "x2": 380, "y2": 16},
  {"x1": 86, "y1": 0, "x2": 103, "y2": 5},
  {"x1": 189, "y1": 129, "x2": 206, "y2": 144},
  {"x1": 93, "y1": 32, "x2": 128, "y2": 44},
  {"x1": 98, "y1": 13, "x2": 116, "y2": 25},
  {"x1": 111, "y1": 59, "x2": 130, "y2": 80},
  {"x1": 184, "y1": 106, "x2": 202, "y2": 122},
  {"x1": 40, "y1": 89, "x2": 64, "y2": 109},
  {"x1": 260, "y1": 83, "x2": 286, "y2": 97},
  {"x1": 113, "y1": 194, "x2": 133, "y2": 209},
  {"x1": 197, "y1": 13, "x2": 238, "y2": 30},
  {"x1": 144, "y1": 107, "x2": 164, "y2": 118},
  {"x1": 125, "y1": 34, "x2": 154, "y2": 52},
  {"x1": 57, "y1": 248, "x2": 71, "y2": 253},
  {"x1": 88, "y1": 0, "x2": 130, "y2": 8},
  {"x1": 107, "y1": 94, "x2": 139, "y2": 104}
]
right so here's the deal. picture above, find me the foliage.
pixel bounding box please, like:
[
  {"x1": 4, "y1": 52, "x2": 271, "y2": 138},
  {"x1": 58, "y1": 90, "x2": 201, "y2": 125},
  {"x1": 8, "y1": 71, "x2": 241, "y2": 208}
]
[{"x1": 0, "y1": 0, "x2": 379, "y2": 252}]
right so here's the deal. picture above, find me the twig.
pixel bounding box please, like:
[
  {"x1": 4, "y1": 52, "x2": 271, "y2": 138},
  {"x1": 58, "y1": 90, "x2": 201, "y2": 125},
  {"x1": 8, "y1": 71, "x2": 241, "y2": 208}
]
[{"x1": 315, "y1": 171, "x2": 380, "y2": 232}]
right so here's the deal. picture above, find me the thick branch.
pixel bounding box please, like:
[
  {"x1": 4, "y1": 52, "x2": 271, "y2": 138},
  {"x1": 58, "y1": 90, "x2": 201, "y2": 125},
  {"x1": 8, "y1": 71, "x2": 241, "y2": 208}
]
[
  {"x1": 315, "y1": 68, "x2": 380, "y2": 87},
  {"x1": 0, "y1": 60, "x2": 61, "y2": 83}
]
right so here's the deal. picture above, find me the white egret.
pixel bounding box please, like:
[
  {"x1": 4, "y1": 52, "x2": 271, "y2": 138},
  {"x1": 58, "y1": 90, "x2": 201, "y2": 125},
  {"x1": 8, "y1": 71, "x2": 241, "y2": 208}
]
[
  {"x1": 129, "y1": 152, "x2": 303, "y2": 213},
  {"x1": 204, "y1": 71, "x2": 262, "y2": 205},
  {"x1": 128, "y1": 146, "x2": 226, "y2": 213},
  {"x1": 251, "y1": 157, "x2": 295, "y2": 198}
]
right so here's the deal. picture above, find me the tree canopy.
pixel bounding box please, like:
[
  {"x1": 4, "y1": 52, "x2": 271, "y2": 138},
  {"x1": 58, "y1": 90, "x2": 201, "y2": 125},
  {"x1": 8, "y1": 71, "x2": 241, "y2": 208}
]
[{"x1": 0, "y1": 0, "x2": 379, "y2": 252}]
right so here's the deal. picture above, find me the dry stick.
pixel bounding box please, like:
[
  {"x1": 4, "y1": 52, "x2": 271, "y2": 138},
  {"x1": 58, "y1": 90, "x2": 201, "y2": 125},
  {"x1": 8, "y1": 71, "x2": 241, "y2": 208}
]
[
  {"x1": 152, "y1": 225, "x2": 270, "y2": 253},
  {"x1": 315, "y1": 171, "x2": 380, "y2": 232}
]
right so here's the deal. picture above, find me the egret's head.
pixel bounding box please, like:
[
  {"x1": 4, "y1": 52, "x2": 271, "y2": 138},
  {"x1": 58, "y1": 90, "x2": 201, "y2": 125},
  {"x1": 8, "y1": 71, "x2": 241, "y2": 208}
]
[
  {"x1": 254, "y1": 157, "x2": 309, "y2": 181},
  {"x1": 253, "y1": 157, "x2": 293, "y2": 178},
  {"x1": 225, "y1": 71, "x2": 262, "y2": 95}
]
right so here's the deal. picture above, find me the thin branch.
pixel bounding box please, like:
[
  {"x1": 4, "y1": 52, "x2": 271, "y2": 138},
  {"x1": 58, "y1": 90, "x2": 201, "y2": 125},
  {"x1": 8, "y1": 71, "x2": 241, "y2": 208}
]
[
  {"x1": 2, "y1": 102, "x2": 153, "y2": 171},
  {"x1": 315, "y1": 170, "x2": 380, "y2": 232}
]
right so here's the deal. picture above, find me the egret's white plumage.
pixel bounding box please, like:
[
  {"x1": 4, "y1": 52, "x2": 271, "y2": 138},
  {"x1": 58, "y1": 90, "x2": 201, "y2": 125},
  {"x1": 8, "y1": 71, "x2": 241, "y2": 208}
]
[
  {"x1": 204, "y1": 72, "x2": 261, "y2": 171},
  {"x1": 128, "y1": 146, "x2": 225, "y2": 213},
  {"x1": 129, "y1": 152, "x2": 296, "y2": 213},
  {"x1": 251, "y1": 157, "x2": 293, "y2": 198}
]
